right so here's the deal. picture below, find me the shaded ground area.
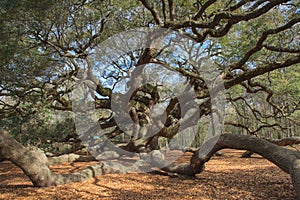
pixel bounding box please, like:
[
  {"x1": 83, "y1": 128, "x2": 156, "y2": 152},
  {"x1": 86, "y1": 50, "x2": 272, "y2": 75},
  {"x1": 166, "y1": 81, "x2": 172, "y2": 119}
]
[{"x1": 0, "y1": 149, "x2": 297, "y2": 199}]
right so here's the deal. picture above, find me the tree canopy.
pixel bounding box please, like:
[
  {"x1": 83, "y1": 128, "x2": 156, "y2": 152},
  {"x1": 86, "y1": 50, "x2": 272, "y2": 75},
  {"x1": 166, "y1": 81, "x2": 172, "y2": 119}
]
[{"x1": 0, "y1": 0, "x2": 299, "y2": 197}]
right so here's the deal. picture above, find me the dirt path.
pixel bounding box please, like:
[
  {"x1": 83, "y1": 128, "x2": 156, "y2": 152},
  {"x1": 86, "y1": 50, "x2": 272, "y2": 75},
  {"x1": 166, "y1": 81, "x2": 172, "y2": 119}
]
[{"x1": 0, "y1": 150, "x2": 297, "y2": 199}]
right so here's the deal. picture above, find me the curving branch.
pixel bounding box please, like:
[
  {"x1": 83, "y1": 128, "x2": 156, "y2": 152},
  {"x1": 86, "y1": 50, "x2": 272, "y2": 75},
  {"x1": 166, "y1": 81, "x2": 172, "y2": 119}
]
[
  {"x1": 0, "y1": 129, "x2": 146, "y2": 187},
  {"x1": 193, "y1": 0, "x2": 217, "y2": 20},
  {"x1": 140, "y1": 0, "x2": 162, "y2": 25},
  {"x1": 225, "y1": 54, "x2": 300, "y2": 88},
  {"x1": 263, "y1": 45, "x2": 300, "y2": 53},
  {"x1": 230, "y1": 17, "x2": 300, "y2": 70},
  {"x1": 149, "y1": 134, "x2": 300, "y2": 197},
  {"x1": 225, "y1": 121, "x2": 283, "y2": 135}
]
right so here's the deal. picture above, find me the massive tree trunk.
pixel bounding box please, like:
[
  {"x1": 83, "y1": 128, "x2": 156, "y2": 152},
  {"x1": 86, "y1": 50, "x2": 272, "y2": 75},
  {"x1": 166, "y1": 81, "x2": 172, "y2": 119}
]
[{"x1": 0, "y1": 129, "x2": 145, "y2": 187}]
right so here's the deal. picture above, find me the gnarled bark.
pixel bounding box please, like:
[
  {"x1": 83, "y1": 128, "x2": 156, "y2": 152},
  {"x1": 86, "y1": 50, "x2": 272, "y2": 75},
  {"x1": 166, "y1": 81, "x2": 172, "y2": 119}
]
[
  {"x1": 241, "y1": 137, "x2": 300, "y2": 158},
  {"x1": 1, "y1": 128, "x2": 299, "y2": 197},
  {"x1": 0, "y1": 129, "x2": 145, "y2": 187}
]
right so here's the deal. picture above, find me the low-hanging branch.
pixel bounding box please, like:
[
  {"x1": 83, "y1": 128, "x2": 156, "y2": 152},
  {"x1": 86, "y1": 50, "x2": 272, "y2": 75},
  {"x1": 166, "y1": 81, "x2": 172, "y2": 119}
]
[{"x1": 241, "y1": 137, "x2": 300, "y2": 158}]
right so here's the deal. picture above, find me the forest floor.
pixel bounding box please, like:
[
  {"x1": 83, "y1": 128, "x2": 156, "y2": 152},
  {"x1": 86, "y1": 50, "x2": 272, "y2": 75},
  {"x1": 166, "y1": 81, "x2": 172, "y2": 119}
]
[{"x1": 0, "y1": 149, "x2": 297, "y2": 199}]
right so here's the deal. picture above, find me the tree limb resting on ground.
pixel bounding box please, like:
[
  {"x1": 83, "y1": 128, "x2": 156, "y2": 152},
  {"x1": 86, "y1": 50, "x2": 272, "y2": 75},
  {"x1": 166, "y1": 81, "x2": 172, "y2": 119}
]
[{"x1": 1, "y1": 129, "x2": 300, "y2": 197}]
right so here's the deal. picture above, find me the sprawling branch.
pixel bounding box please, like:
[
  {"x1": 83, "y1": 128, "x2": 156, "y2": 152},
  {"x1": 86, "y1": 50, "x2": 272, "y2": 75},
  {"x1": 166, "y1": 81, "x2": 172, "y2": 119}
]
[
  {"x1": 0, "y1": 129, "x2": 146, "y2": 187},
  {"x1": 225, "y1": 54, "x2": 300, "y2": 88},
  {"x1": 149, "y1": 134, "x2": 300, "y2": 197},
  {"x1": 230, "y1": 17, "x2": 300, "y2": 70},
  {"x1": 263, "y1": 45, "x2": 300, "y2": 53},
  {"x1": 193, "y1": 0, "x2": 217, "y2": 20},
  {"x1": 165, "y1": 0, "x2": 289, "y2": 31},
  {"x1": 242, "y1": 137, "x2": 300, "y2": 158}
]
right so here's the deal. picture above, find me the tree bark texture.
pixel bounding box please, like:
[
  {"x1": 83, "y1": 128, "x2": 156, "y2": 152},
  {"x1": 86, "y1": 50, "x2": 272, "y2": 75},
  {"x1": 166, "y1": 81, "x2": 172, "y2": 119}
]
[
  {"x1": 0, "y1": 129, "x2": 299, "y2": 197},
  {"x1": 0, "y1": 129, "x2": 144, "y2": 187}
]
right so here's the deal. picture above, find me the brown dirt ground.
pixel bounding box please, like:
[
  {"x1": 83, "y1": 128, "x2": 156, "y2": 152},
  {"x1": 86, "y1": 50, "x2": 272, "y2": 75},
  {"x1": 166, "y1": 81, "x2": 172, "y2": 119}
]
[{"x1": 0, "y1": 149, "x2": 297, "y2": 200}]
